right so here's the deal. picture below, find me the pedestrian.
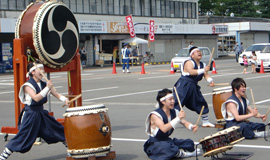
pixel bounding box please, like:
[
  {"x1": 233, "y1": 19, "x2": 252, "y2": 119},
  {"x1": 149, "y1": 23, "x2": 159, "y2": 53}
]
[
  {"x1": 242, "y1": 54, "x2": 248, "y2": 74},
  {"x1": 80, "y1": 46, "x2": 87, "y2": 68},
  {"x1": 221, "y1": 77, "x2": 267, "y2": 139},
  {"x1": 143, "y1": 88, "x2": 200, "y2": 160},
  {"x1": 173, "y1": 46, "x2": 215, "y2": 128},
  {"x1": 188, "y1": 41, "x2": 194, "y2": 48},
  {"x1": 234, "y1": 42, "x2": 241, "y2": 62},
  {"x1": 121, "y1": 43, "x2": 131, "y2": 73},
  {"x1": 240, "y1": 42, "x2": 244, "y2": 53},
  {"x1": 0, "y1": 62, "x2": 69, "y2": 160},
  {"x1": 250, "y1": 51, "x2": 257, "y2": 73}
]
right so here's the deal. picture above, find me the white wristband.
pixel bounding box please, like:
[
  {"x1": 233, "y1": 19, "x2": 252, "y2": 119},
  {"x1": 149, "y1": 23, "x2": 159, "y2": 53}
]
[
  {"x1": 40, "y1": 87, "x2": 50, "y2": 97},
  {"x1": 188, "y1": 124, "x2": 194, "y2": 131},
  {"x1": 59, "y1": 96, "x2": 67, "y2": 103},
  {"x1": 170, "y1": 117, "x2": 181, "y2": 129},
  {"x1": 207, "y1": 77, "x2": 213, "y2": 83},
  {"x1": 197, "y1": 69, "x2": 205, "y2": 75}
]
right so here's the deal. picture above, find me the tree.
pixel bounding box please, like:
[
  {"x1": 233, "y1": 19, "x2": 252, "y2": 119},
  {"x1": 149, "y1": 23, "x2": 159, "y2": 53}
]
[{"x1": 257, "y1": 0, "x2": 270, "y2": 18}]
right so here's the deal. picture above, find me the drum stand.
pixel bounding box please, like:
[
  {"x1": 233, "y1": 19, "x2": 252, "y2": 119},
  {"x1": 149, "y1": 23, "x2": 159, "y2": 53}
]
[
  {"x1": 1, "y1": 38, "x2": 82, "y2": 141},
  {"x1": 66, "y1": 151, "x2": 116, "y2": 160},
  {"x1": 209, "y1": 152, "x2": 252, "y2": 160},
  {"x1": 264, "y1": 122, "x2": 270, "y2": 141}
]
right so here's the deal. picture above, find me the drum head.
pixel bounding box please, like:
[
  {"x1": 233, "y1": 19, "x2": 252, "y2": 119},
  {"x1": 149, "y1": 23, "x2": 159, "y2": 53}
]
[
  {"x1": 16, "y1": 1, "x2": 79, "y2": 68},
  {"x1": 213, "y1": 86, "x2": 232, "y2": 94}
]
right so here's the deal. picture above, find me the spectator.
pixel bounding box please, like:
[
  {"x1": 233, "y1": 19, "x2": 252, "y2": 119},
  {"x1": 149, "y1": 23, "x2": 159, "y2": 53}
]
[
  {"x1": 250, "y1": 51, "x2": 257, "y2": 73},
  {"x1": 234, "y1": 42, "x2": 241, "y2": 63},
  {"x1": 80, "y1": 46, "x2": 87, "y2": 68}
]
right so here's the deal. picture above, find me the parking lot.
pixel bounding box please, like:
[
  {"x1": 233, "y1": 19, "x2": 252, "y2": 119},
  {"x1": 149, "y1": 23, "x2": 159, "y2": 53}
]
[{"x1": 0, "y1": 57, "x2": 270, "y2": 160}]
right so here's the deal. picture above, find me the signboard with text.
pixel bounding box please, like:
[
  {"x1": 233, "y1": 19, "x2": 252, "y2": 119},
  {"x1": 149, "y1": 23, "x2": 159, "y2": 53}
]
[
  {"x1": 149, "y1": 20, "x2": 155, "y2": 42},
  {"x1": 79, "y1": 21, "x2": 107, "y2": 33}
]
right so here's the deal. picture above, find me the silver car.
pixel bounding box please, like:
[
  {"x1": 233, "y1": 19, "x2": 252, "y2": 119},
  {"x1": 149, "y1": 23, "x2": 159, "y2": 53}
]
[{"x1": 171, "y1": 47, "x2": 215, "y2": 72}]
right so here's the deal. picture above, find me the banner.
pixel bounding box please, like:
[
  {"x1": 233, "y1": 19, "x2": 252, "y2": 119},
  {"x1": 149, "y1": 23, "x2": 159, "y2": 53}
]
[
  {"x1": 125, "y1": 15, "x2": 136, "y2": 38},
  {"x1": 149, "y1": 20, "x2": 155, "y2": 42}
]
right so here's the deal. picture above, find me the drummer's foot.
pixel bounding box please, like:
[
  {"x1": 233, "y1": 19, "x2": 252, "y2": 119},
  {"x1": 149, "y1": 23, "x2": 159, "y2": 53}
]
[
  {"x1": 183, "y1": 148, "x2": 201, "y2": 158},
  {"x1": 202, "y1": 122, "x2": 215, "y2": 128}
]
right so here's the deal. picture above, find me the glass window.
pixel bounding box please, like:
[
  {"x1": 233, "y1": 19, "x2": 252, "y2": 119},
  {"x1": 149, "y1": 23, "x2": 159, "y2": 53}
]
[
  {"x1": 16, "y1": 0, "x2": 25, "y2": 10},
  {"x1": 0, "y1": 0, "x2": 8, "y2": 9},
  {"x1": 151, "y1": 0, "x2": 156, "y2": 17},
  {"x1": 180, "y1": 2, "x2": 183, "y2": 18},
  {"x1": 96, "y1": 0, "x2": 102, "y2": 14},
  {"x1": 132, "y1": 0, "x2": 141, "y2": 16},
  {"x1": 102, "y1": 0, "x2": 108, "y2": 14},
  {"x1": 89, "y1": 0, "x2": 97, "y2": 14},
  {"x1": 108, "y1": 0, "x2": 114, "y2": 14},
  {"x1": 165, "y1": 0, "x2": 170, "y2": 17},
  {"x1": 183, "y1": 2, "x2": 187, "y2": 18},
  {"x1": 124, "y1": 0, "x2": 131, "y2": 15},
  {"x1": 188, "y1": 2, "x2": 191, "y2": 18},
  {"x1": 170, "y1": 1, "x2": 174, "y2": 17},
  {"x1": 142, "y1": 0, "x2": 150, "y2": 16},
  {"x1": 160, "y1": 0, "x2": 165, "y2": 17},
  {"x1": 174, "y1": 1, "x2": 180, "y2": 18},
  {"x1": 77, "y1": 0, "x2": 83, "y2": 13},
  {"x1": 114, "y1": 0, "x2": 120, "y2": 15},
  {"x1": 62, "y1": 0, "x2": 70, "y2": 8},
  {"x1": 156, "y1": 0, "x2": 161, "y2": 17},
  {"x1": 119, "y1": 0, "x2": 124, "y2": 15},
  {"x1": 70, "y1": 0, "x2": 76, "y2": 12},
  {"x1": 192, "y1": 2, "x2": 196, "y2": 19},
  {"x1": 83, "y1": 0, "x2": 90, "y2": 13}
]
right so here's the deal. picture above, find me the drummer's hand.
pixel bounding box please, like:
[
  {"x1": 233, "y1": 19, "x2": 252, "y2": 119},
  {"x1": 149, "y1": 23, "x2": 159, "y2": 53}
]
[
  {"x1": 250, "y1": 108, "x2": 258, "y2": 117},
  {"x1": 47, "y1": 80, "x2": 53, "y2": 89},
  {"x1": 209, "y1": 81, "x2": 215, "y2": 87},
  {"x1": 178, "y1": 110, "x2": 186, "y2": 120},
  {"x1": 204, "y1": 65, "x2": 210, "y2": 72},
  {"x1": 192, "y1": 125, "x2": 198, "y2": 133},
  {"x1": 261, "y1": 114, "x2": 267, "y2": 122},
  {"x1": 64, "y1": 99, "x2": 69, "y2": 106}
]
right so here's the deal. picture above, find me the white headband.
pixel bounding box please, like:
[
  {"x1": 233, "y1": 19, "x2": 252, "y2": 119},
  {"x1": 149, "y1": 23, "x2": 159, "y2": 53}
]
[
  {"x1": 160, "y1": 94, "x2": 173, "y2": 102},
  {"x1": 190, "y1": 48, "x2": 200, "y2": 56},
  {"x1": 26, "y1": 64, "x2": 44, "y2": 78}
]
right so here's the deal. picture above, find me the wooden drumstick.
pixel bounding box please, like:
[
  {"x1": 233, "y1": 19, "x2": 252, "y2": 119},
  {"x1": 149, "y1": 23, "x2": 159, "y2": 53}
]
[
  {"x1": 208, "y1": 83, "x2": 230, "y2": 86},
  {"x1": 173, "y1": 87, "x2": 183, "y2": 111},
  {"x1": 265, "y1": 108, "x2": 270, "y2": 117},
  {"x1": 33, "y1": 62, "x2": 57, "y2": 91},
  {"x1": 196, "y1": 106, "x2": 205, "y2": 126},
  {"x1": 208, "y1": 47, "x2": 215, "y2": 66},
  {"x1": 62, "y1": 94, "x2": 82, "y2": 107},
  {"x1": 250, "y1": 88, "x2": 257, "y2": 109}
]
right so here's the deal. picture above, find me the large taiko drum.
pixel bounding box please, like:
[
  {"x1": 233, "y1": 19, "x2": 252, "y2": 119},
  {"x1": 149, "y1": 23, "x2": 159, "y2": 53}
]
[
  {"x1": 212, "y1": 86, "x2": 232, "y2": 122},
  {"x1": 223, "y1": 126, "x2": 245, "y2": 145},
  {"x1": 199, "y1": 131, "x2": 233, "y2": 157},
  {"x1": 63, "y1": 104, "x2": 111, "y2": 158},
  {"x1": 15, "y1": 1, "x2": 79, "y2": 68}
]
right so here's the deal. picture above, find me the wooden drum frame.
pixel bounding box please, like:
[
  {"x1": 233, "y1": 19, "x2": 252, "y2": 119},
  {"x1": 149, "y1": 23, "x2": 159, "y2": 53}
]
[
  {"x1": 63, "y1": 104, "x2": 112, "y2": 159},
  {"x1": 15, "y1": 1, "x2": 79, "y2": 68},
  {"x1": 212, "y1": 86, "x2": 232, "y2": 122},
  {"x1": 223, "y1": 126, "x2": 245, "y2": 145}
]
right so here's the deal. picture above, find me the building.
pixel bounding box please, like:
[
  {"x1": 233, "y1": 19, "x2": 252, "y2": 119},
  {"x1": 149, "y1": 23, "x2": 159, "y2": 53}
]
[{"x1": 0, "y1": 0, "x2": 224, "y2": 68}]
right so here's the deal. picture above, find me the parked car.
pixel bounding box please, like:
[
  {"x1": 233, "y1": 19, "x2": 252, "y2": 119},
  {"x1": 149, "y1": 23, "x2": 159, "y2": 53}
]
[
  {"x1": 239, "y1": 43, "x2": 270, "y2": 65},
  {"x1": 171, "y1": 47, "x2": 214, "y2": 72},
  {"x1": 255, "y1": 45, "x2": 270, "y2": 72}
]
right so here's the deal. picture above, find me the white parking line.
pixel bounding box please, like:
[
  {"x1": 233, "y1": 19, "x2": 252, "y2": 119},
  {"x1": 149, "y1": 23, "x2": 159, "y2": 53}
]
[
  {"x1": 112, "y1": 137, "x2": 270, "y2": 149},
  {"x1": 245, "y1": 75, "x2": 270, "y2": 80}
]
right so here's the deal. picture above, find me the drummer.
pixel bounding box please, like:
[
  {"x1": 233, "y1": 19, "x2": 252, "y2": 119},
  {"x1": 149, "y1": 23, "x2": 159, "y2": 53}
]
[
  {"x1": 173, "y1": 46, "x2": 215, "y2": 127},
  {"x1": 221, "y1": 77, "x2": 267, "y2": 139},
  {"x1": 143, "y1": 88, "x2": 200, "y2": 160},
  {"x1": 0, "y1": 62, "x2": 69, "y2": 160}
]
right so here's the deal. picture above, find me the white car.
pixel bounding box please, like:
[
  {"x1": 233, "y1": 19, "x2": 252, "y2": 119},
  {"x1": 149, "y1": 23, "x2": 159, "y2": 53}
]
[
  {"x1": 255, "y1": 45, "x2": 270, "y2": 72},
  {"x1": 171, "y1": 47, "x2": 214, "y2": 72},
  {"x1": 239, "y1": 43, "x2": 270, "y2": 65}
]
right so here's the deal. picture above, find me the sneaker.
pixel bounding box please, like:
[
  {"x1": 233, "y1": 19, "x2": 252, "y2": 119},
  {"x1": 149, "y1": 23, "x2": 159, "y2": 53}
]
[
  {"x1": 122, "y1": 70, "x2": 125, "y2": 73},
  {"x1": 202, "y1": 122, "x2": 215, "y2": 128},
  {"x1": 127, "y1": 70, "x2": 131, "y2": 73},
  {"x1": 183, "y1": 149, "x2": 201, "y2": 158},
  {"x1": 254, "y1": 131, "x2": 264, "y2": 138}
]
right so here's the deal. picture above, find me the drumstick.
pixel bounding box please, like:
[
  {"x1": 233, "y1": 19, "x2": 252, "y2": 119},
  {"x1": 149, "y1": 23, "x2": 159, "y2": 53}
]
[
  {"x1": 250, "y1": 88, "x2": 257, "y2": 109},
  {"x1": 62, "y1": 94, "x2": 82, "y2": 107},
  {"x1": 208, "y1": 83, "x2": 230, "y2": 86},
  {"x1": 33, "y1": 62, "x2": 57, "y2": 92},
  {"x1": 173, "y1": 87, "x2": 183, "y2": 111},
  {"x1": 208, "y1": 47, "x2": 215, "y2": 66},
  {"x1": 265, "y1": 108, "x2": 270, "y2": 117},
  {"x1": 196, "y1": 106, "x2": 205, "y2": 126}
]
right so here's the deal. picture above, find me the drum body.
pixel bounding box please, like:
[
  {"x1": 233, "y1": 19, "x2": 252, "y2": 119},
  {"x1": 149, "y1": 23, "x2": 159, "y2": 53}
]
[
  {"x1": 64, "y1": 104, "x2": 111, "y2": 158},
  {"x1": 15, "y1": 1, "x2": 79, "y2": 68},
  {"x1": 212, "y1": 86, "x2": 232, "y2": 121},
  {"x1": 223, "y1": 126, "x2": 245, "y2": 145},
  {"x1": 199, "y1": 132, "x2": 232, "y2": 157}
]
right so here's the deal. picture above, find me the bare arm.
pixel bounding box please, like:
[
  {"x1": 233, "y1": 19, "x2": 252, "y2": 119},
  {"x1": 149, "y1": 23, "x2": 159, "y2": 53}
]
[
  {"x1": 184, "y1": 61, "x2": 210, "y2": 75},
  {"x1": 24, "y1": 85, "x2": 46, "y2": 102},
  {"x1": 227, "y1": 102, "x2": 257, "y2": 121}
]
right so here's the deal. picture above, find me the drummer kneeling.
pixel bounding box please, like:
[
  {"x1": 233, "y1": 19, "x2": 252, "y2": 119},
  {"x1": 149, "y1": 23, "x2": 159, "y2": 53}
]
[
  {"x1": 221, "y1": 77, "x2": 268, "y2": 139},
  {"x1": 143, "y1": 88, "x2": 201, "y2": 160}
]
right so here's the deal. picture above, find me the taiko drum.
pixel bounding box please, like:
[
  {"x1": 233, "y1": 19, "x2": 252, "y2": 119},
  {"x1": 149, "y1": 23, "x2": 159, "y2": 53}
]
[
  {"x1": 15, "y1": 1, "x2": 79, "y2": 68},
  {"x1": 212, "y1": 86, "x2": 232, "y2": 121},
  {"x1": 63, "y1": 104, "x2": 111, "y2": 158}
]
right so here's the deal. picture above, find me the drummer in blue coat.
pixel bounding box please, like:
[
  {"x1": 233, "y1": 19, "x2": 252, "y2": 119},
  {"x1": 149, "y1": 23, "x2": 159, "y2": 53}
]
[
  {"x1": 173, "y1": 46, "x2": 215, "y2": 128},
  {"x1": 0, "y1": 62, "x2": 69, "y2": 160},
  {"x1": 221, "y1": 77, "x2": 267, "y2": 139},
  {"x1": 144, "y1": 88, "x2": 200, "y2": 160}
]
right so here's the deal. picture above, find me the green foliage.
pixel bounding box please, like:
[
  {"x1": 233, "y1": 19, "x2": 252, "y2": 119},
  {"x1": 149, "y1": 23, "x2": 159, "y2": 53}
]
[{"x1": 198, "y1": 0, "x2": 268, "y2": 18}]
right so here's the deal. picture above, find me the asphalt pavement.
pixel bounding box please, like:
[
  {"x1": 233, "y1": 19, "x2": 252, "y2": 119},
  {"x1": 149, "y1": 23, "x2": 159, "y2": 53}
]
[{"x1": 0, "y1": 56, "x2": 270, "y2": 160}]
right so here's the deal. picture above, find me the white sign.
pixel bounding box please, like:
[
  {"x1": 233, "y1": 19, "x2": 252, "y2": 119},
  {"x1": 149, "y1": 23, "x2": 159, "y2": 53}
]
[
  {"x1": 79, "y1": 21, "x2": 107, "y2": 33},
  {"x1": 0, "y1": 18, "x2": 17, "y2": 33}
]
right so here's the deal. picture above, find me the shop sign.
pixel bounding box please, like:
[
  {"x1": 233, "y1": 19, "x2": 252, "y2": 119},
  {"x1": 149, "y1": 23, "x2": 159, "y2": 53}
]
[
  {"x1": 79, "y1": 21, "x2": 107, "y2": 33},
  {"x1": 212, "y1": 25, "x2": 228, "y2": 34},
  {"x1": 125, "y1": 15, "x2": 136, "y2": 38},
  {"x1": 109, "y1": 22, "x2": 129, "y2": 33},
  {"x1": 149, "y1": 20, "x2": 155, "y2": 42}
]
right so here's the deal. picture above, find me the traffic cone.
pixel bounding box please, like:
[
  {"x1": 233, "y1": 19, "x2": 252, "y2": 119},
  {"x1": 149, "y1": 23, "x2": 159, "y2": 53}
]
[
  {"x1": 112, "y1": 62, "x2": 117, "y2": 74},
  {"x1": 259, "y1": 60, "x2": 265, "y2": 74},
  {"x1": 211, "y1": 61, "x2": 217, "y2": 74},
  {"x1": 170, "y1": 61, "x2": 175, "y2": 74},
  {"x1": 141, "y1": 62, "x2": 146, "y2": 74}
]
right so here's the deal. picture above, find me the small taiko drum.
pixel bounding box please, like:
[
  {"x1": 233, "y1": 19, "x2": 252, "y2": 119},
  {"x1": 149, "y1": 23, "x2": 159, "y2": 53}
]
[
  {"x1": 223, "y1": 126, "x2": 244, "y2": 145},
  {"x1": 63, "y1": 104, "x2": 111, "y2": 158},
  {"x1": 212, "y1": 86, "x2": 232, "y2": 122},
  {"x1": 199, "y1": 131, "x2": 233, "y2": 157},
  {"x1": 15, "y1": 1, "x2": 79, "y2": 68}
]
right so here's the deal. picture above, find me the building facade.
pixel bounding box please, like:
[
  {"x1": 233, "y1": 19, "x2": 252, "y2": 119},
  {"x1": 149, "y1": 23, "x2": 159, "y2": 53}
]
[{"x1": 0, "y1": 0, "x2": 221, "y2": 67}]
